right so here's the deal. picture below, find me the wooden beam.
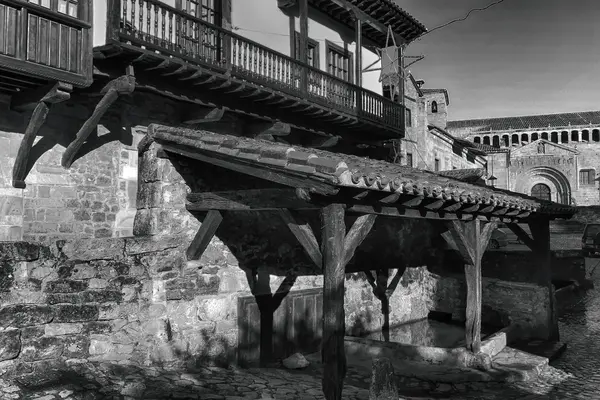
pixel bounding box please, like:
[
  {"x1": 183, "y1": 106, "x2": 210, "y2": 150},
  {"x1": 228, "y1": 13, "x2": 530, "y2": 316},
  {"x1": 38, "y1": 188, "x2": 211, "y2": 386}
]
[
  {"x1": 61, "y1": 69, "x2": 136, "y2": 168},
  {"x1": 183, "y1": 107, "x2": 226, "y2": 125},
  {"x1": 279, "y1": 209, "x2": 322, "y2": 269},
  {"x1": 528, "y1": 219, "x2": 559, "y2": 341},
  {"x1": 354, "y1": 16, "x2": 362, "y2": 88},
  {"x1": 299, "y1": 0, "x2": 309, "y2": 92},
  {"x1": 506, "y1": 223, "x2": 535, "y2": 250},
  {"x1": 186, "y1": 210, "x2": 224, "y2": 261},
  {"x1": 321, "y1": 203, "x2": 347, "y2": 400},
  {"x1": 186, "y1": 189, "x2": 315, "y2": 211},
  {"x1": 11, "y1": 82, "x2": 72, "y2": 188},
  {"x1": 343, "y1": 214, "x2": 377, "y2": 266}
]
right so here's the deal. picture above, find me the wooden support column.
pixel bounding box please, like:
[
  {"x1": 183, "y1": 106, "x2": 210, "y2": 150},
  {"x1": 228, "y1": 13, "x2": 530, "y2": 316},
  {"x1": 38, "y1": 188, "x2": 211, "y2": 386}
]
[
  {"x1": 298, "y1": 0, "x2": 309, "y2": 93},
  {"x1": 61, "y1": 67, "x2": 136, "y2": 168},
  {"x1": 444, "y1": 219, "x2": 496, "y2": 353},
  {"x1": 528, "y1": 220, "x2": 559, "y2": 341},
  {"x1": 186, "y1": 210, "x2": 224, "y2": 261},
  {"x1": 354, "y1": 15, "x2": 362, "y2": 88},
  {"x1": 11, "y1": 82, "x2": 72, "y2": 188},
  {"x1": 321, "y1": 203, "x2": 346, "y2": 400}
]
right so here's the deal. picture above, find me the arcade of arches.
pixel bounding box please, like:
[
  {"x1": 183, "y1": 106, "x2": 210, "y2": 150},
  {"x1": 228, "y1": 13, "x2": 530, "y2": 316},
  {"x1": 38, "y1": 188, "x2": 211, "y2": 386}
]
[
  {"x1": 472, "y1": 129, "x2": 600, "y2": 148},
  {"x1": 512, "y1": 166, "x2": 572, "y2": 205}
]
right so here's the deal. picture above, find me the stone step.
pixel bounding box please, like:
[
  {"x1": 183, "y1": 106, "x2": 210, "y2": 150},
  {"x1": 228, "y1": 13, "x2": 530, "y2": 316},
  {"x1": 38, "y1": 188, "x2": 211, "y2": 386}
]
[
  {"x1": 491, "y1": 347, "x2": 549, "y2": 382},
  {"x1": 511, "y1": 339, "x2": 568, "y2": 362}
]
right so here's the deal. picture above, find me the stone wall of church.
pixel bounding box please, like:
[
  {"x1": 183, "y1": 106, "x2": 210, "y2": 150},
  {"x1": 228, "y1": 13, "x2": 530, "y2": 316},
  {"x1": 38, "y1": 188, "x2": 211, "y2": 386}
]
[{"x1": 572, "y1": 143, "x2": 600, "y2": 205}]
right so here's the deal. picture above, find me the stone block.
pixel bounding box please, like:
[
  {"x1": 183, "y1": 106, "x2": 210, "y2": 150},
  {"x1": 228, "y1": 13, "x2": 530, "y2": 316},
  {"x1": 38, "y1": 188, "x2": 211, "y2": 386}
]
[
  {"x1": 61, "y1": 238, "x2": 125, "y2": 261},
  {"x1": 124, "y1": 235, "x2": 184, "y2": 255},
  {"x1": 0, "y1": 330, "x2": 21, "y2": 361},
  {"x1": 0, "y1": 305, "x2": 53, "y2": 328},
  {"x1": 21, "y1": 326, "x2": 45, "y2": 340},
  {"x1": 133, "y1": 208, "x2": 159, "y2": 236},
  {"x1": 21, "y1": 336, "x2": 64, "y2": 361},
  {"x1": 53, "y1": 304, "x2": 99, "y2": 323},
  {"x1": 44, "y1": 279, "x2": 87, "y2": 293},
  {"x1": 197, "y1": 297, "x2": 236, "y2": 322},
  {"x1": 62, "y1": 335, "x2": 90, "y2": 358},
  {"x1": 45, "y1": 323, "x2": 84, "y2": 336},
  {"x1": 88, "y1": 278, "x2": 110, "y2": 289},
  {"x1": 0, "y1": 196, "x2": 23, "y2": 218},
  {"x1": 137, "y1": 181, "x2": 163, "y2": 209},
  {"x1": 89, "y1": 339, "x2": 113, "y2": 355},
  {"x1": 0, "y1": 259, "x2": 14, "y2": 292},
  {"x1": 0, "y1": 242, "x2": 40, "y2": 261},
  {"x1": 83, "y1": 321, "x2": 113, "y2": 334}
]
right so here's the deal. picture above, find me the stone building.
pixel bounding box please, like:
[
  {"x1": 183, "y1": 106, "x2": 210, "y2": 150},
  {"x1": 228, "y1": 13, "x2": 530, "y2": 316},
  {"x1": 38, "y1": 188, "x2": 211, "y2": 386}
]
[{"x1": 447, "y1": 111, "x2": 600, "y2": 206}]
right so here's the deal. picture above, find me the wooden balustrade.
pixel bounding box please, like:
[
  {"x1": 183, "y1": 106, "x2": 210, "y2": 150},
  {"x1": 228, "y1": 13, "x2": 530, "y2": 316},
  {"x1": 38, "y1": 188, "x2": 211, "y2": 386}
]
[
  {"x1": 0, "y1": 0, "x2": 91, "y2": 86},
  {"x1": 108, "y1": 0, "x2": 404, "y2": 133}
]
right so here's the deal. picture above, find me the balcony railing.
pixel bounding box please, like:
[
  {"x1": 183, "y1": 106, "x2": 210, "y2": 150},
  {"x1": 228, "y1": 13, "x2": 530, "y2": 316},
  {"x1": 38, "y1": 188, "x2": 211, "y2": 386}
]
[
  {"x1": 0, "y1": 0, "x2": 92, "y2": 86},
  {"x1": 107, "y1": 0, "x2": 404, "y2": 133}
]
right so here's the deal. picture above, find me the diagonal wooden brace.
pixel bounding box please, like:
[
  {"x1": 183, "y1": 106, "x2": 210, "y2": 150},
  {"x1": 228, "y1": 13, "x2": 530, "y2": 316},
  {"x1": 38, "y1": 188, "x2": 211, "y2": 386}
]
[
  {"x1": 61, "y1": 69, "x2": 136, "y2": 168},
  {"x1": 12, "y1": 82, "x2": 72, "y2": 188}
]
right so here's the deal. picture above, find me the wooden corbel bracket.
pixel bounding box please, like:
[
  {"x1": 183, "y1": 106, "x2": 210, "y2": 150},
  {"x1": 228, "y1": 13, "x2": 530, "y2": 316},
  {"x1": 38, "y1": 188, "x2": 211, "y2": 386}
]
[
  {"x1": 61, "y1": 66, "x2": 136, "y2": 168},
  {"x1": 12, "y1": 82, "x2": 73, "y2": 188}
]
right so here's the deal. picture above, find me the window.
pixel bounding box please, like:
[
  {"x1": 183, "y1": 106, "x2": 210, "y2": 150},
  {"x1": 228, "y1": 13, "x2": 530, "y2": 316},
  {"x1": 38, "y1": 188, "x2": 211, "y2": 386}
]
[
  {"x1": 434, "y1": 158, "x2": 440, "y2": 172},
  {"x1": 406, "y1": 153, "x2": 413, "y2": 168},
  {"x1": 29, "y1": 0, "x2": 78, "y2": 16},
  {"x1": 294, "y1": 32, "x2": 320, "y2": 68},
  {"x1": 179, "y1": 0, "x2": 220, "y2": 24},
  {"x1": 580, "y1": 169, "x2": 596, "y2": 186},
  {"x1": 452, "y1": 166, "x2": 457, "y2": 170},
  {"x1": 405, "y1": 108, "x2": 412, "y2": 127},
  {"x1": 531, "y1": 183, "x2": 551, "y2": 201},
  {"x1": 177, "y1": 0, "x2": 222, "y2": 59},
  {"x1": 431, "y1": 101, "x2": 438, "y2": 113},
  {"x1": 325, "y1": 40, "x2": 353, "y2": 83}
]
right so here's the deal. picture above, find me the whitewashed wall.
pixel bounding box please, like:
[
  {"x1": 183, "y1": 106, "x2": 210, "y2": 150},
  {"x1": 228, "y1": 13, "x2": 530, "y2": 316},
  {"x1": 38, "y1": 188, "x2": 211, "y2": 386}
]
[{"x1": 93, "y1": 0, "x2": 383, "y2": 95}]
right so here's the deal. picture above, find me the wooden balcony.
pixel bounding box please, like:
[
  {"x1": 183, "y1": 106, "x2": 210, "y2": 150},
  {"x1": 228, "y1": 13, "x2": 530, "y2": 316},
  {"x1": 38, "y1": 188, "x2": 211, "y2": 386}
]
[
  {"x1": 98, "y1": 0, "x2": 405, "y2": 140},
  {"x1": 0, "y1": 0, "x2": 93, "y2": 96}
]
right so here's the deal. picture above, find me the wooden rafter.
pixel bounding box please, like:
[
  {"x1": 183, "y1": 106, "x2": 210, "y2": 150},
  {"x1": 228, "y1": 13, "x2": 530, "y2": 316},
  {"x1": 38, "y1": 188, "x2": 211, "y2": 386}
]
[
  {"x1": 11, "y1": 82, "x2": 73, "y2": 189},
  {"x1": 61, "y1": 66, "x2": 136, "y2": 168},
  {"x1": 182, "y1": 107, "x2": 226, "y2": 125}
]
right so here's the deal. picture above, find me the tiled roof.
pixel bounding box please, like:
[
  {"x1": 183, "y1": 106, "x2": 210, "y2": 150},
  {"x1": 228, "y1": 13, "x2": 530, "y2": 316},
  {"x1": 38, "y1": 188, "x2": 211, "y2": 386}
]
[
  {"x1": 149, "y1": 124, "x2": 576, "y2": 219},
  {"x1": 438, "y1": 168, "x2": 486, "y2": 184},
  {"x1": 465, "y1": 141, "x2": 509, "y2": 154},
  {"x1": 447, "y1": 111, "x2": 600, "y2": 134},
  {"x1": 421, "y1": 89, "x2": 449, "y2": 105},
  {"x1": 372, "y1": 0, "x2": 428, "y2": 40}
]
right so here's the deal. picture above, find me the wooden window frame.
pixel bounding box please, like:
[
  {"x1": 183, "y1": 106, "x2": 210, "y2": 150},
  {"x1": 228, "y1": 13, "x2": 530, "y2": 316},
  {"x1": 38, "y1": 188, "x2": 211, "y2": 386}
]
[
  {"x1": 293, "y1": 32, "x2": 320, "y2": 68},
  {"x1": 29, "y1": 0, "x2": 80, "y2": 18},
  {"x1": 580, "y1": 169, "x2": 596, "y2": 186},
  {"x1": 325, "y1": 39, "x2": 353, "y2": 83},
  {"x1": 405, "y1": 107, "x2": 412, "y2": 127}
]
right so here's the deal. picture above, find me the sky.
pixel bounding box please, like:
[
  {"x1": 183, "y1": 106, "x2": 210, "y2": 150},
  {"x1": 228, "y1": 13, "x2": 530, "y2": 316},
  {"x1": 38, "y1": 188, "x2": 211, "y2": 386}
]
[{"x1": 399, "y1": 0, "x2": 600, "y2": 121}]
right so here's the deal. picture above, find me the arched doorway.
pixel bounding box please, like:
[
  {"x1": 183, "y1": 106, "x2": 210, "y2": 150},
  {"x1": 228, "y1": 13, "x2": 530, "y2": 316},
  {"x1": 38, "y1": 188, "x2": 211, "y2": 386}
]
[{"x1": 531, "y1": 183, "x2": 551, "y2": 201}]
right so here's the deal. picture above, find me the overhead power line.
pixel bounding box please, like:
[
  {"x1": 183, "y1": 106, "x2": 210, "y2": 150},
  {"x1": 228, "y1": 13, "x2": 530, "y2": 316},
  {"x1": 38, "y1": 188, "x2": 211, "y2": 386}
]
[{"x1": 414, "y1": 0, "x2": 508, "y2": 41}]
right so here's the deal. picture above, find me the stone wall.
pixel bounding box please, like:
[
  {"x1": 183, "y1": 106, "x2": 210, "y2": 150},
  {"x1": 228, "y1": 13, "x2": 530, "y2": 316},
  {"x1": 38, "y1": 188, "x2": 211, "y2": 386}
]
[{"x1": 0, "y1": 91, "x2": 194, "y2": 242}]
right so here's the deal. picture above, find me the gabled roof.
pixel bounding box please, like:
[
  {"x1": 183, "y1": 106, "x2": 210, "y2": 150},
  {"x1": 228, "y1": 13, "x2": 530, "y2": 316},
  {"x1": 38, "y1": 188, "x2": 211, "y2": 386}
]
[
  {"x1": 421, "y1": 89, "x2": 449, "y2": 106},
  {"x1": 513, "y1": 139, "x2": 579, "y2": 155},
  {"x1": 448, "y1": 110, "x2": 600, "y2": 134},
  {"x1": 408, "y1": 74, "x2": 423, "y2": 97},
  {"x1": 149, "y1": 124, "x2": 576, "y2": 221},
  {"x1": 427, "y1": 125, "x2": 493, "y2": 156}
]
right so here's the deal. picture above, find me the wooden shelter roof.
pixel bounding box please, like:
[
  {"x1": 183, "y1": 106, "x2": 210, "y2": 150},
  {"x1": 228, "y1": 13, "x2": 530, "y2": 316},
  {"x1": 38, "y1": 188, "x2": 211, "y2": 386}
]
[{"x1": 149, "y1": 124, "x2": 576, "y2": 221}]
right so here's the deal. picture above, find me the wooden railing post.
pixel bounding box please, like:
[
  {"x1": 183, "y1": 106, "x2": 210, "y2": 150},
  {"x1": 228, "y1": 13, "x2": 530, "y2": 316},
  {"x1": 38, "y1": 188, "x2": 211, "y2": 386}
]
[
  {"x1": 354, "y1": 14, "x2": 362, "y2": 116},
  {"x1": 106, "y1": 0, "x2": 122, "y2": 42}
]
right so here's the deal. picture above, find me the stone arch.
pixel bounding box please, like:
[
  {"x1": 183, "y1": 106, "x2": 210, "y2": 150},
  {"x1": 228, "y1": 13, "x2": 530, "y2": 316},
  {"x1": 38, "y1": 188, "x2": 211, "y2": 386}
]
[
  {"x1": 511, "y1": 134, "x2": 519, "y2": 145},
  {"x1": 571, "y1": 130, "x2": 579, "y2": 142},
  {"x1": 551, "y1": 132, "x2": 559, "y2": 143},
  {"x1": 541, "y1": 132, "x2": 549, "y2": 140},
  {"x1": 593, "y1": 129, "x2": 600, "y2": 142},
  {"x1": 561, "y1": 131, "x2": 569, "y2": 143},
  {"x1": 474, "y1": 136, "x2": 481, "y2": 144},
  {"x1": 483, "y1": 136, "x2": 491, "y2": 145},
  {"x1": 492, "y1": 135, "x2": 500, "y2": 147},
  {"x1": 514, "y1": 166, "x2": 572, "y2": 205},
  {"x1": 502, "y1": 135, "x2": 510, "y2": 147},
  {"x1": 582, "y1": 130, "x2": 590, "y2": 141},
  {"x1": 531, "y1": 132, "x2": 539, "y2": 141},
  {"x1": 520, "y1": 133, "x2": 528, "y2": 144}
]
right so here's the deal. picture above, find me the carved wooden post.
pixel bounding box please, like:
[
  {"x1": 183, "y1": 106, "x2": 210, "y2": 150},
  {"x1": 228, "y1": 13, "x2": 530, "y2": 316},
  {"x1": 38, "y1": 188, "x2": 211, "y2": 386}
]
[
  {"x1": 528, "y1": 219, "x2": 559, "y2": 341},
  {"x1": 353, "y1": 13, "x2": 362, "y2": 116},
  {"x1": 445, "y1": 219, "x2": 496, "y2": 353},
  {"x1": 321, "y1": 203, "x2": 346, "y2": 400}
]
